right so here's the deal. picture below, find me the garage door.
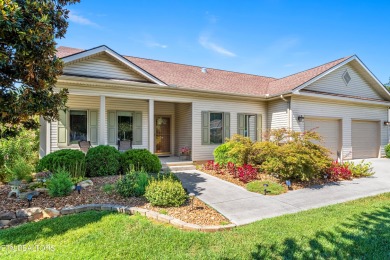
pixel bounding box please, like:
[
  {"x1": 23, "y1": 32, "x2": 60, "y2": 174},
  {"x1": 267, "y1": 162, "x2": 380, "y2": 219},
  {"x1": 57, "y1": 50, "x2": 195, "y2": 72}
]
[
  {"x1": 305, "y1": 118, "x2": 341, "y2": 160},
  {"x1": 352, "y1": 120, "x2": 380, "y2": 159}
]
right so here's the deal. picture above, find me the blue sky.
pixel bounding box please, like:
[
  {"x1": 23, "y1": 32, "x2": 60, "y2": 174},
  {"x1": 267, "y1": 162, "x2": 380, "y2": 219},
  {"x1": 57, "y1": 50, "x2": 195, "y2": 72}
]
[{"x1": 59, "y1": 0, "x2": 390, "y2": 83}]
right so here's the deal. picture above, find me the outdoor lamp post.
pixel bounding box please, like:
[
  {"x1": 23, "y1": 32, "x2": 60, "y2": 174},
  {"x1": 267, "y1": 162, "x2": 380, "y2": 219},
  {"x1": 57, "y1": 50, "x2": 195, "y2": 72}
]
[
  {"x1": 189, "y1": 193, "x2": 195, "y2": 210},
  {"x1": 286, "y1": 180, "x2": 292, "y2": 190},
  {"x1": 75, "y1": 184, "x2": 82, "y2": 194},
  {"x1": 263, "y1": 183, "x2": 269, "y2": 195},
  {"x1": 27, "y1": 194, "x2": 33, "y2": 208}
]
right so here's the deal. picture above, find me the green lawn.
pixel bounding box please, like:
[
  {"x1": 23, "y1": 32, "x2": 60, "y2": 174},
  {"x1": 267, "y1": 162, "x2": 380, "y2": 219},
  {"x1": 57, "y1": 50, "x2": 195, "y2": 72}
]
[{"x1": 1, "y1": 193, "x2": 390, "y2": 259}]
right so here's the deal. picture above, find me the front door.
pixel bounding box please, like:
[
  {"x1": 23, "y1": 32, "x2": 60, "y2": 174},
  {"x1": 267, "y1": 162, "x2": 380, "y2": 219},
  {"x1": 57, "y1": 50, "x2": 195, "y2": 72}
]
[{"x1": 155, "y1": 116, "x2": 171, "y2": 155}]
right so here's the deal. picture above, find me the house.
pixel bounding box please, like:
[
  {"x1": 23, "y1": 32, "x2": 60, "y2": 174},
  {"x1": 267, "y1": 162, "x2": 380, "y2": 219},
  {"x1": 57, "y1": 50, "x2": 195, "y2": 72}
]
[{"x1": 39, "y1": 45, "x2": 390, "y2": 161}]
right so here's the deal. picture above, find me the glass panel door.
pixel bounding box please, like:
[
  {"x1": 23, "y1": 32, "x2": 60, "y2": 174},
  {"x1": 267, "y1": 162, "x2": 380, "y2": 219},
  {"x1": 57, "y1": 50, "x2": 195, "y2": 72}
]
[{"x1": 155, "y1": 116, "x2": 171, "y2": 154}]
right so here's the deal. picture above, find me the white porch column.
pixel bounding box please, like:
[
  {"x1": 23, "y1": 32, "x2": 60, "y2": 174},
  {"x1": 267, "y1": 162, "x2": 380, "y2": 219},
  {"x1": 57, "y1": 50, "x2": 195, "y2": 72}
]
[
  {"x1": 149, "y1": 99, "x2": 155, "y2": 153},
  {"x1": 99, "y1": 95, "x2": 106, "y2": 145}
]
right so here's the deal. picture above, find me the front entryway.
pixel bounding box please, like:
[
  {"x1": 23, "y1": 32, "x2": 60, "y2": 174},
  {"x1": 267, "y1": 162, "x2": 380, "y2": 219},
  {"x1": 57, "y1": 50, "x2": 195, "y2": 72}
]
[{"x1": 155, "y1": 116, "x2": 171, "y2": 155}]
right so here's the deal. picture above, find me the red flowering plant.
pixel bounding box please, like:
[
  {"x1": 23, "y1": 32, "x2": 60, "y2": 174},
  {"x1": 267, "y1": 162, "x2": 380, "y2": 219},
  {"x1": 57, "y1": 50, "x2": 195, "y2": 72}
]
[
  {"x1": 203, "y1": 160, "x2": 223, "y2": 174},
  {"x1": 238, "y1": 164, "x2": 258, "y2": 183},
  {"x1": 180, "y1": 147, "x2": 191, "y2": 155},
  {"x1": 325, "y1": 161, "x2": 352, "y2": 181},
  {"x1": 227, "y1": 162, "x2": 238, "y2": 178}
]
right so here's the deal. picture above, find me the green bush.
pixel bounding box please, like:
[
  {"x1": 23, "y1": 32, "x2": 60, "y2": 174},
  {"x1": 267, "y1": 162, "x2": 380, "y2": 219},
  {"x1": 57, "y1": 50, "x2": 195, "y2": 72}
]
[
  {"x1": 145, "y1": 176, "x2": 187, "y2": 207},
  {"x1": 385, "y1": 144, "x2": 390, "y2": 158},
  {"x1": 344, "y1": 160, "x2": 375, "y2": 177},
  {"x1": 47, "y1": 170, "x2": 74, "y2": 197},
  {"x1": 5, "y1": 158, "x2": 34, "y2": 182},
  {"x1": 121, "y1": 149, "x2": 161, "y2": 173},
  {"x1": 0, "y1": 127, "x2": 39, "y2": 183},
  {"x1": 251, "y1": 129, "x2": 332, "y2": 181},
  {"x1": 37, "y1": 149, "x2": 86, "y2": 179},
  {"x1": 247, "y1": 180, "x2": 285, "y2": 195},
  {"x1": 86, "y1": 145, "x2": 121, "y2": 177},
  {"x1": 214, "y1": 135, "x2": 253, "y2": 166},
  {"x1": 116, "y1": 169, "x2": 149, "y2": 197}
]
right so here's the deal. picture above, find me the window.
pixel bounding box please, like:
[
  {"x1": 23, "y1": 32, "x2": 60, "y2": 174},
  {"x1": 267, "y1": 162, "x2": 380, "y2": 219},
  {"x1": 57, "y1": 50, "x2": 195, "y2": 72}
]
[
  {"x1": 238, "y1": 114, "x2": 258, "y2": 141},
  {"x1": 210, "y1": 112, "x2": 223, "y2": 144},
  {"x1": 117, "y1": 113, "x2": 133, "y2": 141},
  {"x1": 69, "y1": 110, "x2": 87, "y2": 144},
  {"x1": 201, "y1": 111, "x2": 230, "y2": 145}
]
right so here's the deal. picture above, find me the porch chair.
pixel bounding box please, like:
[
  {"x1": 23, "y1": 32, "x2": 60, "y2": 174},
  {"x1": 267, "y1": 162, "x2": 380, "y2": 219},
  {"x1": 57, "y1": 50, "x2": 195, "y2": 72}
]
[
  {"x1": 118, "y1": 140, "x2": 132, "y2": 152},
  {"x1": 78, "y1": 140, "x2": 91, "y2": 153}
]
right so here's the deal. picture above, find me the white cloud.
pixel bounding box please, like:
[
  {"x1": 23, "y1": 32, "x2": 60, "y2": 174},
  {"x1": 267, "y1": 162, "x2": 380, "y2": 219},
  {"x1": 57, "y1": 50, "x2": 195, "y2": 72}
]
[
  {"x1": 199, "y1": 35, "x2": 236, "y2": 57},
  {"x1": 68, "y1": 11, "x2": 99, "y2": 27},
  {"x1": 145, "y1": 41, "x2": 168, "y2": 49}
]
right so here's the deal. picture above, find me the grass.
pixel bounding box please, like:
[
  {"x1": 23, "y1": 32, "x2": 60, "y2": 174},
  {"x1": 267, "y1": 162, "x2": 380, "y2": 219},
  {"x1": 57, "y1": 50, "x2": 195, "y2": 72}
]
[
  {"x1": 247, "y1": 180, "x2": 285, "y2": 195},
  {"x1": 0, "y1": 193, "x2": 390, "y2": 259}
]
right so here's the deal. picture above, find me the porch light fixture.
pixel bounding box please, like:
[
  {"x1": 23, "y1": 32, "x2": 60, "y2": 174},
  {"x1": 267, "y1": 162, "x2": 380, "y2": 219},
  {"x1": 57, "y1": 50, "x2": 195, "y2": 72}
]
[
  {"x1": 286, "y1": 180, "x2": 292, "y2": 190},
  {"x1": 384, "y1": 121, "x2": 390, "y2": 126},
  {"x1": 298, "y1": 115, "x2": 305, "y2": 122},
  {"x1": 263, "y1": 183, "x2": 269, "y2": 195},
  {"x1": 27, "y1": 194, "x2": 33, "y2": 208}
]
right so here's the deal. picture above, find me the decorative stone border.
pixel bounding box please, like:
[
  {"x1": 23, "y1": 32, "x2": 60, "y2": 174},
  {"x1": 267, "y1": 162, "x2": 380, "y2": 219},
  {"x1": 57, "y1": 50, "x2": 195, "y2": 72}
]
[{"x1": 0, "y1": 204, "x2": 237, "y2": 232}]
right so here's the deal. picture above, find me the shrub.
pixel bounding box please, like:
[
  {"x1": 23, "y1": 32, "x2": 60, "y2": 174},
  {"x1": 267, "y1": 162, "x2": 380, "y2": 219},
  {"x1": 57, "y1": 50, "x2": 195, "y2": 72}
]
[
  {"x1": 116, "y1": 169, "x2": 149, "y2": 197},
  {"x1": 253, "y1": 129, "x2": 332, "y2": 181},
  {"x1": 0, "y1": 127, "x2": 39, "y2": 183},
  {"x1": 344, "y1": 160, "x2": 374, "y2": 178},
  {"x1": 86, "y1": 145, "x2": 121, "y2": 177},
  {"x1": 121, "y1": 149, "x2": 161, "y2": 173},
  {"x1": 5, "y1": 158, "x2": 34, "y2": 182},
  {"x1": 238, "y1": 164, "x2": 258, "y2": 183},
  {"x1": 214, "y1": 135, "x2": 253, "y2": 166},
  {"x1": 37, "y1": 149, "x2": 86, "y2": 179},
  {"x1": 385, "y1": 144, "x2": 390, "y2": 158},
  {"x1": 325, "y1": 161, "x2": 352, "y2": 181},
  {"x1": 247, "y1": 180, "x2": 285, "y2": 195},
  {"x1": 102, "y1": 184, "x2": 115, "y2": 194},
  {"x1": 145, "y1": 177, "x2": 188, "y2": 207},
  {"x1": 47, "y1": 170, "x2": 73, "y2": 197}
]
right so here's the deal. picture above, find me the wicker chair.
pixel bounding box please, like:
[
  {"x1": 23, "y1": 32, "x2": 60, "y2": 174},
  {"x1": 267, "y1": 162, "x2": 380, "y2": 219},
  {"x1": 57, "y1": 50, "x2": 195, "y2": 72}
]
[
  {"x1": 78, "y1": 140, "x2": 91, "y2": 153},
  {"x1": 118, "y1": 140, "x2": 132, "y2": 152}
]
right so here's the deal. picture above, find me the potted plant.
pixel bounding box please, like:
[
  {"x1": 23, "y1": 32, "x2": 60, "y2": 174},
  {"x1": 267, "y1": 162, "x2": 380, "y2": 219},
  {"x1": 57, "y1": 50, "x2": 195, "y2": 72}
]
[{"x1": 180, "y1": 147, "x2": 191, "y2": 160}]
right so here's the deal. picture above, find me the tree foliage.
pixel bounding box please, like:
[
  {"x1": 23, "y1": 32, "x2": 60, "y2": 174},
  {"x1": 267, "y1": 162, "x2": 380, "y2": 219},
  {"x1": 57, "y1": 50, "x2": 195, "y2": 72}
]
[{"x1": 0, "y1": 0, "x2": 79, "y2": 134}]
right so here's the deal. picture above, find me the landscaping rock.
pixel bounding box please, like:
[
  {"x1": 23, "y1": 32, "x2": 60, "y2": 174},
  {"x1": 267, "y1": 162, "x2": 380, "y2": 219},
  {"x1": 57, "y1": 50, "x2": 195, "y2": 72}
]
[
  {"x1": 35, "y1": 188, "x2": 49, "y2": 194},
  {"x1": 0, "y1": 211, "x2": 16, "y2": 220},
  {"x1": 79, "y1": 179, "x2": 93, "y2": 188},
  {"x1": 16, "y1": 207, "x2": 42, "y2": 219},
  {"x1": 42, "y1": 208, "x2": 60, "y2": 218},
  {"x1": 19, "y1": 190, "x2": 40, "y2": 199},
  {"x1": 157, "y1": 214, "x2": 174, "y2": 223},
  {"x1": 9, "y1": 218, "x2": 28, "y2": 226},
  {"x1": 0, "y1": 219, "x2": 11, "y2": 226},
  {"x1": 60, "y1": 208, "x2": 75, "y2": 215}
]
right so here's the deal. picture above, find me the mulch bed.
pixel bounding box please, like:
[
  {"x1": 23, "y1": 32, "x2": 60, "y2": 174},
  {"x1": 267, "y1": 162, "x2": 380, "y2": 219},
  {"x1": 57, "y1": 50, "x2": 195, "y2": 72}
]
[
  {"x1": 0, "y1": 176, "x2": 229, "y2": 226},
  {"x1": 198, "y1": 166, "x2": 335, "y2": 193}
]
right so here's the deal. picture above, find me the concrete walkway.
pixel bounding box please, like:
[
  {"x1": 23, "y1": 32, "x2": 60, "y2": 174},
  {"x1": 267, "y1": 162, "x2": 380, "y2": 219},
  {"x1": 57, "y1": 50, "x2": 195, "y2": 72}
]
[{"x1": 175, "y1": 158, "x2": 390, "y2": 225}]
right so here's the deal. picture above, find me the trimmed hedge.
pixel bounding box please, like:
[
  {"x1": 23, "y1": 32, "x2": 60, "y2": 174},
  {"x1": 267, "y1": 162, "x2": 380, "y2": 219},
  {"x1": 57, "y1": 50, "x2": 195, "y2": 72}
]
[
  {"x1": 86, "y1": 145, "x2": 121, "y2": 177},
  {"x1": 36, "y1": 149, "x2": 86, "y2": 179},
  {"x1": 116, "y1": 169, "x2": 149, "y2": 197},
  {"x1": 121, "y1": 149, "x2": 161, "y2": 173},
  {"x1": 145, "y1": 175, "x2": 187, "y2": 207}
]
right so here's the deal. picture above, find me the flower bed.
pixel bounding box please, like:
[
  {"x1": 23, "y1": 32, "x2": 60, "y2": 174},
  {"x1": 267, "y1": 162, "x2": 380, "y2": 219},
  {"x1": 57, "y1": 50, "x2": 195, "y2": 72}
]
[{"x1": 0, "y1": 175, "x2": 229, "y2": 226}]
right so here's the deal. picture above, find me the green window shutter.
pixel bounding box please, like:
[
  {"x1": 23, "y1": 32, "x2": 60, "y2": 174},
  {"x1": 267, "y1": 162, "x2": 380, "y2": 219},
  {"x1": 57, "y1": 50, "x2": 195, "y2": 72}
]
[
  {"x1": 133, "y1": 112, "x2": 142, "y2": 145},
  {"x1": 224, "y1": 112, "x2": 230, "y2": 141},
  {"x1": 237, "y1": 113, "x2": 245, "y2": 136},
  {"x1": 89, "y1": 110, "x2": 98, "y2": 145},
  {"x1": 107, "y1": 111, "x2": 117, "y2": 145},
  {"x1": 57, "y1": 109, "x2": 67, "y2": 145},
  {"x1": 257, "y1": 114, "x2": 262, "y2": 141},
  {"x1": 201, "y1": 111, "x2": 210, "y2": 145}
]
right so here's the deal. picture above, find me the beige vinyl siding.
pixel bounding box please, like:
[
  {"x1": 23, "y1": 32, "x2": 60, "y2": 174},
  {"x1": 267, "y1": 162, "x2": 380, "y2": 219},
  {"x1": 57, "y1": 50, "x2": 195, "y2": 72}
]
[
  {"x1": 352, "y1": 120, "x2": 380, "y2": 159},
  {"x1": 306, "y1": 64, "x2": 382, "y2": 99},
  {"x1": 304, "y1": 118, "x2": 342, "y2": 160},
  {"x1": 192, "y1": 99, "x2": 266, "y2": 161},
  {"x1": 175, "y1": 103, "x2": 192, "y2": 156},
  {"x1": 155, "y1": 102, "x2": 176, "y2": 154},
  {"x1": 267, "y1": 99, "x2": 289, "y2": 129},
  {"x1": 63, "y1": 53, "x2": 149, "y2": 82},
  {"x1": 292, "y1": 96, "x2": 388, "y2": 159},
  {"x1": 106, "y1": 97, "x2": 148, "y2": 149}
]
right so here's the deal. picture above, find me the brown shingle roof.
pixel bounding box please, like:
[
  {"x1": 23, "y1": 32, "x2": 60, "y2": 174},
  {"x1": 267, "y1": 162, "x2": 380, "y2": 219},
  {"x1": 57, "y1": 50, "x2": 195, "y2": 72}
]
[{"x1": 56, "y1": 46, "x2": 352, "y2": 97}]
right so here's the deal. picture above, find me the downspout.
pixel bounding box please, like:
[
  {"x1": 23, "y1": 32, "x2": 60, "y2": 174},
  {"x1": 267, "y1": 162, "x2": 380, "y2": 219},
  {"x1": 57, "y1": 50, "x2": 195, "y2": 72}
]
[{"x1": 280, "y1": 95, "x2": 292, "y2": 129}]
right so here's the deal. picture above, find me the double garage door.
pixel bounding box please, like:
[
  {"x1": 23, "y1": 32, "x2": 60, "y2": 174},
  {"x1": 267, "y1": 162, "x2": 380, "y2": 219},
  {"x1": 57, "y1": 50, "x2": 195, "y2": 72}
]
[{"x1": 305, "y1": 118, "x2": 380, "y2": 159}]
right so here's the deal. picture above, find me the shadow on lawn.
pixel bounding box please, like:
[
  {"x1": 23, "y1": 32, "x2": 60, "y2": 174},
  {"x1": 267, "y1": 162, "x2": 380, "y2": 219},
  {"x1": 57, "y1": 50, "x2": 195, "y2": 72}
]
[
  {"x1": 175, "y1": 171, "x2": 207, "y2": 196},
  {"x1": 0, "y1": 211, "x2": 112, "y2": 245},
  {"x1": 251, "y1": 206, "x2": 390, "y2": 259}
]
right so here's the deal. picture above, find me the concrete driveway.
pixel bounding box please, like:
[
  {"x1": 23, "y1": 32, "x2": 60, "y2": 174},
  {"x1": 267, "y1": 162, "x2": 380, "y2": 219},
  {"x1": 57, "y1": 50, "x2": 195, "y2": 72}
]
[{"x1": 175, "y1": 158, "x2": 390, "y2": 225}]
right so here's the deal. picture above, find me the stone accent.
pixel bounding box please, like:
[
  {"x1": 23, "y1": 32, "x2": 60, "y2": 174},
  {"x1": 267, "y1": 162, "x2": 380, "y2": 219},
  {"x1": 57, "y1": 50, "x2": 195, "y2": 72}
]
[
  {"x1": 35, "y1": 188, "x2": 49, "y2": 194},
  {"x1": 19, "y1": 190, "x2": 40, "y2": 199},
  {"x1": 0, "y1": 204, "x2": 238, "y2": 232},
  {"x1": 79, "y1": 179, "x2": 93, "y2": 188}
]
